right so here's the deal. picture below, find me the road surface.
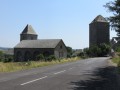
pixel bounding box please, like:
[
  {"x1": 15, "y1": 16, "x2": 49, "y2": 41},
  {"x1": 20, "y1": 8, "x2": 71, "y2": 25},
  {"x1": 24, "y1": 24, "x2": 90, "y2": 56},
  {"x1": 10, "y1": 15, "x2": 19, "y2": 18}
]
[{"x1": 0, "y1": 57, "x2": 119, "y2": 90}]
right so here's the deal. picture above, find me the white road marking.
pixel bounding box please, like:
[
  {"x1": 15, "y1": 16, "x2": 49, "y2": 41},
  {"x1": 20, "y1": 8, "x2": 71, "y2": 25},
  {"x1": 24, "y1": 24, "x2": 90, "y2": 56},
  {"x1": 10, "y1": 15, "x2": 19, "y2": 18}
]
[
  {"x1": 21, "y1": 70, "x2": 67, "y2": 86},
  {"x1": 20, "y1": 76, "x2": 48, "y2": 86},
  {"x1": 69, "y1": 67, "x2": 74, "y2": 70},
  {"x1": 54, "y1": 70, "x2": 66, "y2": 75}
]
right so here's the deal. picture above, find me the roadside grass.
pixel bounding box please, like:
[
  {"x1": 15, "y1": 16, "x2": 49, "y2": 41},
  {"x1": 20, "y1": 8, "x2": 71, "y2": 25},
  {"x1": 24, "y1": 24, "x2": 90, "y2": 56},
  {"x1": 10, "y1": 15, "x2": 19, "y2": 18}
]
[
  {"x1": 112, "y1": 57, "x2": 120, "y2": 64},
  {"x1": 0, "y1": 57, "x2": 80, "y2": 72},
  {"x1": 112, "y1": 52, "x2": 120, "y2": 65}
]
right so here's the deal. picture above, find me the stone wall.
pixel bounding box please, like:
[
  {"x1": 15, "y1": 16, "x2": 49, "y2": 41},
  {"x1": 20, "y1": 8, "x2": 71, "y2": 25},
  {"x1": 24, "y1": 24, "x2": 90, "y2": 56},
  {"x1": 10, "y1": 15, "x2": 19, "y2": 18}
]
[
  {"x1": 54, "y1": 40, "x2": 67, "y2": 58},
  {"x1": 89, "y1": 22, "x2": 109, "y2": 47},
  {"x1": 14, "y1": 48, "x2": 54, "y2": 61}
]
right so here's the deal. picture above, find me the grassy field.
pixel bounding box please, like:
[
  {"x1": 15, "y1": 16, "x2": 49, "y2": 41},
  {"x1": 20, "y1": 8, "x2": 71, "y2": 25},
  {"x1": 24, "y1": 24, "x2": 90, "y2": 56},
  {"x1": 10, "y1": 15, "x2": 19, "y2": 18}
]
[{"x1": 0, "y1": 57, "x2": 80, "y2": 72}]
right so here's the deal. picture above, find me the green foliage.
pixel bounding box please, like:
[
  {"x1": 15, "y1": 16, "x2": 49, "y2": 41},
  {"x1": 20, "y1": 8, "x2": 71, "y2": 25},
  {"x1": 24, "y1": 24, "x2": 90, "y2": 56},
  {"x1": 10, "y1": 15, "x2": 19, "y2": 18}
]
[
  {"x1": 105, "y1": 0, "x2": 120, "y2": 37},
  {"x1": 47, "y1": 55, "x2": 57, "y2": 61},
  {"x1": 115, "y1": 45, "x2": 120, "y2": 52},
  {"x1": 2, "y1": 55, "x2": 13, "y2": 63},
  {"x1": 77, "y1": 52, "x2": 84, "y2": 57},
  {"x1": 66, "y1": 46, "x2": 73, "y2": 57},
  {"x1": 0, "y1": 51, "x2": 4, "y2": 62},
  {"x1": 83, "y1": 48, "x2": 90, "y2": 55},
  {"x1": 99, "y1": 43, "x2": 111, "y2": 56},
  {"x1": 89, "y1": 45, "x2": 102, "y2": 57},
  {"x1": 36, "y1": 54, "x2": 44, "y2": 61},
  {"x1": 83, "y1": 44, "x2": 110, "y2": 57}
]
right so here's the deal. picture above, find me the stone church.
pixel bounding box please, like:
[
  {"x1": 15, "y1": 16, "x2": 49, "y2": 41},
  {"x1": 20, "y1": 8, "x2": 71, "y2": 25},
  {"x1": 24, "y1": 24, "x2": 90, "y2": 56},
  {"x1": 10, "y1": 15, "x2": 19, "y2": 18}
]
[
  {"x1": 89, "y1": 15, "x2": 110, "y2": 47},
  {"x1": 14, "y1": 24, "x2": 67, "y2": 62}
]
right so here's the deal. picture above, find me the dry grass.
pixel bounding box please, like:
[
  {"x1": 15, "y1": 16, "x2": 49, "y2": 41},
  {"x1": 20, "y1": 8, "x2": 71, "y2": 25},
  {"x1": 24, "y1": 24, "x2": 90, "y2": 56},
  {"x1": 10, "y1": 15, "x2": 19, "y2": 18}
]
[
  {"x1": 112, "y1": 52, "x2": 120, "y2": 67},
  {"x1": 0, "y1": 57, "x2": 80, "y2": 72},
  {"x1": 112, "y1": 57, "x2": 120, "y2": 64}
]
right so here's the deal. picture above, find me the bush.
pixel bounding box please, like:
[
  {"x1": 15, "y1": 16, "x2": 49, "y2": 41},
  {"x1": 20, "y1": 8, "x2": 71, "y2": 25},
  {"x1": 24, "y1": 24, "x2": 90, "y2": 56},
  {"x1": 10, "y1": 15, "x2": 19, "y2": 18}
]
[
  {"x1": 36, "y1": 54, "x2": 44, "y2": 61},
  {"x1": 2, "y1": 57, "x2": 13, "y2": 63},
  {"x1": 46, "y1": 55, "x2": 57, "y2": 61},
  {"x1": 115, "y1": 46, "x2": 120, "y2": 52},
  {"x1": 66, "y1": 46, "x2": 73, "y2": 57},
  {"x1": 0, "y1": 51, "x2": 4, "y2": 62},
  {"x1": 90, "y1": 45, "x2": 102, "y2": 57},
  {"x1": 67, "y1": 54, "x2": 72, "y2": 58},
  {"x1": 99, "y1": 43, "x2": 110, "y2": 56},
  {"x1": 83, "y1": 44, "x2": 110, "y2": 57}
]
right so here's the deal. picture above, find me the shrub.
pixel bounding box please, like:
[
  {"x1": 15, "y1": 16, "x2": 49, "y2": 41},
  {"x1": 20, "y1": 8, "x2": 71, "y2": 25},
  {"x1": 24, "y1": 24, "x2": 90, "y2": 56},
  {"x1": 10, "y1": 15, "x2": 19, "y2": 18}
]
[
  {"x1": 115, "y1": 46, "x2": 120, "y2": 52},
  {"x1": 66, "y1": 46, "x2": 73, "y2": 57},
  {"x1": 47, "y1": 55, "x2": 57, "y2": 61},
  {"x1": 83, "y1": 44, "x2": 110, "y2": 57},
  {"x1": 0, "y1": 51, "x2": 4, "y2": 62},
  {"x1": 2, "y1": 56, "x2": 13, "y2": 63},
  {"x1": 99, "y1": 43, "x2": 110, "y2": 56},
  {"x1": 36, "y1": 54, "x2": 44, "y2": 61}
]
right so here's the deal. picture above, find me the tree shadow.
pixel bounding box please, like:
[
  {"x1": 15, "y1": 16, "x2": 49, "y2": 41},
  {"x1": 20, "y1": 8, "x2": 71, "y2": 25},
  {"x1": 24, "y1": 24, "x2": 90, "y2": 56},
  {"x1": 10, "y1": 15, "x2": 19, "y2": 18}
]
[{"x1": 70, "y1": 66, "x2": 120, "y2": 90}]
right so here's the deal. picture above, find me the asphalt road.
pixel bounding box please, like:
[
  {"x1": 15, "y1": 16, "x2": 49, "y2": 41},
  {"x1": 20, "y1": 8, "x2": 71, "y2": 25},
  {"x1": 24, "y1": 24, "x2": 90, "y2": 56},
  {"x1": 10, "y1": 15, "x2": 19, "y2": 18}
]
[{"x1": 0, "y1": 57, "x2": 119, "y2": 90}]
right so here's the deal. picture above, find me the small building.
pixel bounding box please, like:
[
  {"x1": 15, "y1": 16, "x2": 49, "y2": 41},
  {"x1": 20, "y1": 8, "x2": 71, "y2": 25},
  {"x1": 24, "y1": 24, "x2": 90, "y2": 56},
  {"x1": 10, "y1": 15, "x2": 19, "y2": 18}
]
[
  {"x1": 14, "y1": 24, "x2": 67, "y2": 61},
  {"x1": 89, "y1": 15, "x2": 110, "y2": 47}
]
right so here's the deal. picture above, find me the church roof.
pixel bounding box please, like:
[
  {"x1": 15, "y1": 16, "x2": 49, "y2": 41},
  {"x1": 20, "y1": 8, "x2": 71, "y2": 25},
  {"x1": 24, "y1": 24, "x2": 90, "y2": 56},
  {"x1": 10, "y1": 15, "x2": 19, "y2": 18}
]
[
  {"x1": 14, "y1": 39, "x2": 62, "y2": 48},
  {"x1": 91, "y1": 15, "x2": 108, "y2": 23},
  {"x1": 21, "y1": 24, "x2": 37, "y2": 35}
]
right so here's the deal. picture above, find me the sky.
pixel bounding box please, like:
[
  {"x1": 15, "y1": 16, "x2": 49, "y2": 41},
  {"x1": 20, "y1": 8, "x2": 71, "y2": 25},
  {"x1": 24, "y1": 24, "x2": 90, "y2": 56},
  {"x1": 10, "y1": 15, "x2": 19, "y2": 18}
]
[{"x1": 0, "y1": 0, "x2": 116, "y2": 49}]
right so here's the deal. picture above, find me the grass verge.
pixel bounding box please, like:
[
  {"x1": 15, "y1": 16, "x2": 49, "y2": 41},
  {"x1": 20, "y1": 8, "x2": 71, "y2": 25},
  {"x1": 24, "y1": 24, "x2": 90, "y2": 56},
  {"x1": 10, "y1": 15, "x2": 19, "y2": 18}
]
[
  {"x1": 0, "y1": 57, "x2": 80, "y2": 72},
  {"x1": 112, "y1": 57, "x2": 120, "y2": 65}
]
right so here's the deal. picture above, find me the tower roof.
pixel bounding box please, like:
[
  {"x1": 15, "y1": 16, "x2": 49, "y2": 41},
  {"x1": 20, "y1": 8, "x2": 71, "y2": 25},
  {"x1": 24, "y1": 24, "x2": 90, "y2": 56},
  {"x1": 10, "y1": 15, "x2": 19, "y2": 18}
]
[
  {"x1": 91, "y1": 15, "x2": 108, "y2": 23},
  {"x1": 21, "y1": 24, "x2": 37, "y2": 35}
]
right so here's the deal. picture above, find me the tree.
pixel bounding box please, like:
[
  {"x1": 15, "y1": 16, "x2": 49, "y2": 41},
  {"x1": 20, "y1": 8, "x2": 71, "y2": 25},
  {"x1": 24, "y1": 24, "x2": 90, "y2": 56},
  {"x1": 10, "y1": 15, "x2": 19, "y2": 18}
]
[
  {"x1": 66, "y1": 46, "x2": 73, "y2": 57},
  {"x1": 0, "y1": 51, "x2": 4, "y2": 62},
  {"x1": 105, "y1": 0, "x2": 120, "y2": 37},
  {"x1": 83, "y1": 48, "x2": 90, "y2": 56},
  {"x1": 89, "y1": 45, "x2": 102, "y2": 57},
  {"x1": 99, "y1": 43, "x2": 111, "y2": 56},
  {"x1": 83, "y1": 44, "x2": 110, "y2": 57}
]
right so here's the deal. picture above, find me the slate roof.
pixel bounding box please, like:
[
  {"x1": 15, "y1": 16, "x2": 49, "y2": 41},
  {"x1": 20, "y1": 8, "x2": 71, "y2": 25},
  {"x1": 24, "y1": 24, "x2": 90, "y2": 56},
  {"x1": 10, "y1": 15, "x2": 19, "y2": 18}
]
[
  {"x1": 91, "y1": 15, "x2": 108, "y2": 23},
  {"x1": 21, "y1": 24, "x2": 37, "y2": 35},
  {"x1": 14, "y1": 39, "x2": 62, "y2": 48}
]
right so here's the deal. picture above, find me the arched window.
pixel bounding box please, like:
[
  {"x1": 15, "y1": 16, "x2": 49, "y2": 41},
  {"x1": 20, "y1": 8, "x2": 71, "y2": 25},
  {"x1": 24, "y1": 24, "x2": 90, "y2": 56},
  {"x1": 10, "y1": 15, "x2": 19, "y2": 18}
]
[
  {"x1": 24, "y1": 51, "x2": 31, "y2": 61},
  {"x1": 43, "y1": 51, "x2": 50, "y2": 57},
  {"x1": 16, "y1": 51, "x2": 22, "y2": 61},
  {"x1": 33, "y1": 51, "x2": 40, "y2": 60}
]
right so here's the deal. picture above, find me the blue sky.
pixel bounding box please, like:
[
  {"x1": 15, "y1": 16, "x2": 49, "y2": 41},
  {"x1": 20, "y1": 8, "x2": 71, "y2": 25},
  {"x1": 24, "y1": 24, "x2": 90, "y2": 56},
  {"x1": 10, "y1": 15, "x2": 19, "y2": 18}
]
[{"x1": 0, "y1": 0, "x2": 116, "y2": 49}]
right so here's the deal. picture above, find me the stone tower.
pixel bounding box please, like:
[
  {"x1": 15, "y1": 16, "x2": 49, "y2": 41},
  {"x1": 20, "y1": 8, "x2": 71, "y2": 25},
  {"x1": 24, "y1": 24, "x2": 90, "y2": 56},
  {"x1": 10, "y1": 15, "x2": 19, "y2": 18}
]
[
  {"x1": 20, "y1": 24, "x2": 38, "y2": 41},
  {"x1": 89, "y1": 15, "x2": 110, "y2": 47}
]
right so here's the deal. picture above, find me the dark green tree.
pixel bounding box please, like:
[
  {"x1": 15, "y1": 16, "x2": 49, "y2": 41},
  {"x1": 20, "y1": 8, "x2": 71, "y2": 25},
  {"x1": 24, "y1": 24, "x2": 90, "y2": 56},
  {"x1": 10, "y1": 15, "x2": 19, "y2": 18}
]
[
  {"x1": 89, "y1": 45, "x2": 102, "y2": 57},
  {"x1": 47, "y1": 55, "x2": 56, "y2": 61},
  {"x1": 99, "y1": 43, "x2": 111, "y2": 56},
  {"x1": 105, "y1": 0, "x2": 120, "y2": 37},
  {"x1": 0, "y1": 51, "x2": 4, "y2": 62},
  {"x1": 83, "y1": 48, "x2": 90, "y2": 56},
  {"x1": 66, "y1": 46, "x2": 73, "y2": 57}
]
